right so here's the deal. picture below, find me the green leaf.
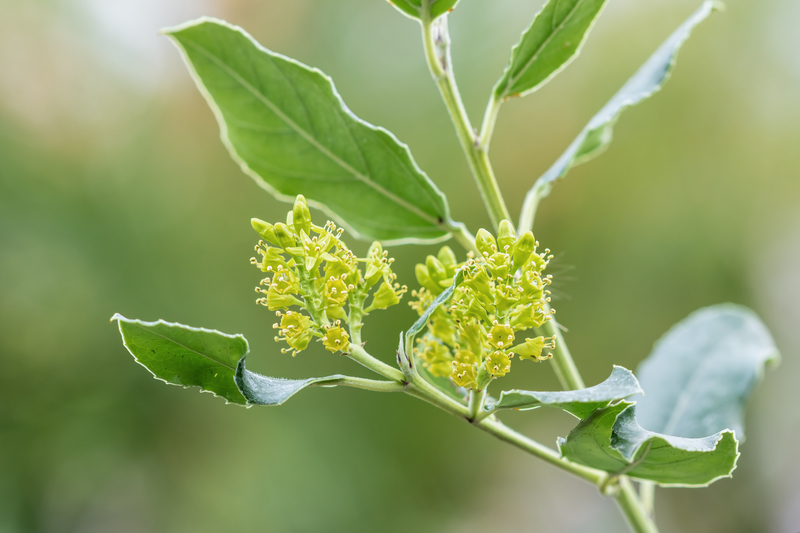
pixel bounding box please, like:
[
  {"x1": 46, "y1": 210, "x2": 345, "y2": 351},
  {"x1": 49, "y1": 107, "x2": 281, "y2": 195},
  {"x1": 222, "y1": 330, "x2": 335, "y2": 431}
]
[
  {"x1": 113, "y1": 314, "x2": 248, "y2": 404},
  {"x1": 388, "y1": 0, "x2": 460, "y2": 21},
  {"x1": 164, "y1": 18, "x2": 456, "y2": 244},
  {"x1": 404, "y1": 268, "x2": 465, "y2": 350},
  {"x1": 635, "y1": 304, "x2": 778, "y2": 441},
  {"x1": 519, "y1": 1, "x2": 720, "y2": 231},
  {"x1": 490, "y1": 365, "x2": 642, "y2": 418},
  {"x1": 493, "y1": 0, "x2": 608, "y2": 100},
  {"x1": 114, "y1": 314, "x2": 354, "y2": 406},
  {"x1": 559, "y1": 402, "x2": 739, "y2": 487},
  {"x1": 235, "y1": 356, "x2": 350, "y2": 406}
]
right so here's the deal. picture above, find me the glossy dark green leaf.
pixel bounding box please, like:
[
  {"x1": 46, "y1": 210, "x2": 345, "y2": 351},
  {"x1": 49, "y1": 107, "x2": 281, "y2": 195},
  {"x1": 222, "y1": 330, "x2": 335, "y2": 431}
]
[
  {"x1": 636, "y1": 304, "x2": 778, "y2": 441},
  {"x1": 519, "y1": 1, "x2": 719, "y2": 231},
  {"x1": 388, "y1": 0, "x2": 460, "y2": 21},
  {"x1": 165, "y1": 18, "x2": 456, "y2": 244},
  {"x1": 559, "y1": 402, "x2": 738, "y2": 486},
  {"x1": 113, "y1": 314, "x2": 247, "y2": 404},
  {"x1": 493, "y1": 0, "x2": 608, "y2": 100},
  {"x1": 490, "y1": 365, "x2": 641, "y2": 418}
]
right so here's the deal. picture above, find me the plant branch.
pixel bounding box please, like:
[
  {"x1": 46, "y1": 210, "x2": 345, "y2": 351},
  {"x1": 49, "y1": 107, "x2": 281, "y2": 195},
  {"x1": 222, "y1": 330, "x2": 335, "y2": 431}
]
[
  {"x1": 348, "y1": 344, "x2": 406, "y2": 383},
  {"x1": 539, "y1": 308, "x2": 585, "y2": 390},
  {"x1": 420, "y1": 11, "x2": 510, "y2": 230},
  {"x1": 615, "y1": 477, "x2": 661, "y2": 533},
  {"x1": 640, "y1": 482, "x2": 656, "y2": 520},
  {"x1": 356, "y1": 342, "x2": 656, "y2": 532}
]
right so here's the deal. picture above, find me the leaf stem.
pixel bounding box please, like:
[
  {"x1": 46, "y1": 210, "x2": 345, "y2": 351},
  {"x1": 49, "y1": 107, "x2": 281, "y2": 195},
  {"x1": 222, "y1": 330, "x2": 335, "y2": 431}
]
[
  {"x1": 518, "y1": 180, "x2": 550, "y2": 234},
  {"x1": 449, "y1": 221, "x2": 479, "y2": 255},
  {"x1": 348, "y1": 344, "x2": 406, "y2": 383},
  {"x1": 478, "y1": 93, "x2": 502, "y2": 151},
  {"x1": 615, "y1": 477, "x2": 661, "y2": 533},
  {"x1": 314, "y1": 376, "x2": 407, "y2": 393},
  {"x1": 539, "y1": 308, "x2": 585, "y2": 390},
  {"x1": 420, "y1": 12, "x2": 510, "y2": 230}
]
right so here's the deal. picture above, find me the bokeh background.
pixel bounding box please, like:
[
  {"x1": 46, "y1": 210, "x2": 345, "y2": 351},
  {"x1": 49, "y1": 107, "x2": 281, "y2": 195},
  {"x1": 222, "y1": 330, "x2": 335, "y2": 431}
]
[{"x1": 1, "y1": 0, "x2": 798, "y2": 531}]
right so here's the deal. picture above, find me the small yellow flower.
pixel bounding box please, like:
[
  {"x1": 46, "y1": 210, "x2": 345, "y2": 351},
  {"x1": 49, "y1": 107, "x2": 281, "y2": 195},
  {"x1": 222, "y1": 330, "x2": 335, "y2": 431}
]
[
  {"x1": 487, "y1": 321, "x2": 515, "y2": 350},
  {"x1": 451, "y1": 349, "x2": 479, "y2": 388},
  {"x1": 321, "y1": 322, "x2": 350, "y2": 353},
  {"x1": 274, "y1": 311, "x2": 315, "y2": 356},
  {"x1": 417, "y1": 339, "x2": 453, "y2": 377},
  {"x1": 510, "y1": 336, "x2": 556, "y2": 362},
  {"x1": 485, "y1": 350, "x2": 512, "y2": 377}
]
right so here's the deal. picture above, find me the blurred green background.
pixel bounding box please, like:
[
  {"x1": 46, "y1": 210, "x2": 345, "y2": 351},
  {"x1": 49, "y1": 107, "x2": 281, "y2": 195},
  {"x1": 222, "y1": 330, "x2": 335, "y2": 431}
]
[{"x1": 1, "y1": 0, "x2": 798, "y2": 531}]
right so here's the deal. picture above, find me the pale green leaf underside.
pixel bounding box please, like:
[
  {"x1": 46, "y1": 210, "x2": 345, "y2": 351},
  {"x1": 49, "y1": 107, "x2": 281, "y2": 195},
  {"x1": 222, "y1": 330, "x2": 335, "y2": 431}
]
[
  {"x1": 235, "y1": 356, "x2": 349, "y2": 406},
  {"x1": 635, "y1": 304, "x2": 778, "y2": 441},
  {"x1": 559, "y1": 402, "x2": 738, "y2": 486},
  {"x1": 165, "y1": 18, "x2": 454, "y2": 244},
  {"x1": 113, "y1": 314, "x2": 248, "y2": 404},
  {"x1": 389, "y1": 0, "x2": 460, "y2": 21},
  {"x1": 491, "y1": 365, "x2": 642, "y2": 418},
  {"x1": 519, "y1": 1, "x2": 719, "y2": 230},
  {"x1": 494, "y1": 0, "x2": 608, "y2": 100}
]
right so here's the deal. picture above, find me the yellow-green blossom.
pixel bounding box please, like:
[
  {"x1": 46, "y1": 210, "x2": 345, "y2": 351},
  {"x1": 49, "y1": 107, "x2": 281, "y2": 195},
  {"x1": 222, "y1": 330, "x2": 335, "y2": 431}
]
[
  {"x1": 250, "y1": 195, "x2": 406, "y2": 357},
  {"x1": 409, "y1": 220, "x2": 556, "y2": 389}
]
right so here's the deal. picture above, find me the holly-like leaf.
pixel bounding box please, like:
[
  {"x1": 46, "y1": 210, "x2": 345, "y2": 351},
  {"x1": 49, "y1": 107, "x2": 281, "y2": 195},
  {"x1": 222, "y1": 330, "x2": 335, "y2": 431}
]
[
  {"x1": 489, "y1": 365, "x2": 642, "y2": 418},
  {"x1": 165, "y1": 18, "x2": 456, "y2": 244},
  {"x1": 519, "y1": 1, "x2": 720, "y2": 231},
  {"x1": 388, "y1": 0, "x2": 460, "y2": 21},
  {"x1": 113, "y1": 314, "x2": 248, "y2": 404},
  {"x1": 559, "y1": 402, "x2": 738, "y2": 487},
  {"x1": 492, "y1": 0, "x2": 608, "y2": 101},
  {"x1": 635, "y1": 304, "x2": 778, "y2": 441}
]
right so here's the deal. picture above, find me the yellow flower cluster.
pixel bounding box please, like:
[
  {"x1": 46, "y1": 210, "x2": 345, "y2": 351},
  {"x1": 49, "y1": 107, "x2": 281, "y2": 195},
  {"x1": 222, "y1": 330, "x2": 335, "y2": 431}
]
[
  {"x1": 250, "y1": 195, "x2": 406, "y2": 356},
  {"x1": 410, "y1": 221, "x2": 555, "y2": 389}
]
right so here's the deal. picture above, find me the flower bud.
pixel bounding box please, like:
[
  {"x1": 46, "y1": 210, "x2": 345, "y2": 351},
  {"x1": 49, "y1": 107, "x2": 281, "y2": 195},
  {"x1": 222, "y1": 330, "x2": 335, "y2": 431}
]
[
  {"x1": 272, "y1": 223, "x2": 297, "y2": 250},
  {"x1": 512, "y1": 231, "x2": 535, "y2": 271},
  {"x1": 251, "y1": 218, "x2": 279, "y2": 246},
  {"x1": 415, "y1": 264, "x2": 442, "y2": 295},
  {"x1": 475, "y1": 228, "x2": 497, "y2": 257},
  {"x1": 292, "y1": 195, "x2": 312, "y2": 235},
  {"x1": 426, "y1": 255, "x2": 448, "y2": 284},
  {"x1": 497, "y1": 220, "x2": 516, "y2": 253},
  {"x1": 437, "y1": 246, "x2": 458, "y2": 273}
]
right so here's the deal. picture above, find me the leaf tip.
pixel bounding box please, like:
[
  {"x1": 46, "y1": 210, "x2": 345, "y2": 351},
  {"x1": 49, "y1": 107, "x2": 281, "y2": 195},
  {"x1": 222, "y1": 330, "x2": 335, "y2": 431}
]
[
  {"x1": 110, "y1": 313, "x2": 125, "y2": 324},
  {"x1": 710, "y1": 1, "x2": 727, "y2": 13}
]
